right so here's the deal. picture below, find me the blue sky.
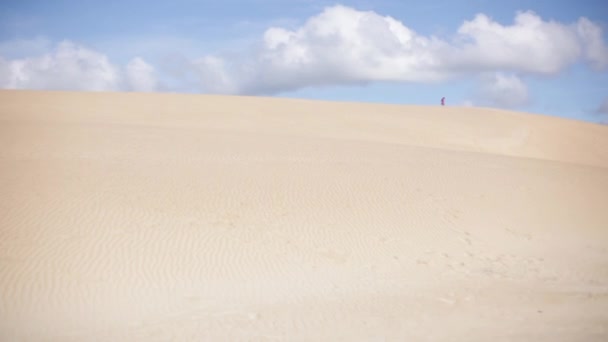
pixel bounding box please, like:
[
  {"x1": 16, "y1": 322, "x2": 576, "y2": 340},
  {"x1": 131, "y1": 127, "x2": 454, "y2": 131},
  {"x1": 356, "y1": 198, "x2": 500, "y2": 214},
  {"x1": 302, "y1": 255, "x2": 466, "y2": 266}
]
[{"x1": 1, "y1": 0, "x2": 607, "y2": 123}]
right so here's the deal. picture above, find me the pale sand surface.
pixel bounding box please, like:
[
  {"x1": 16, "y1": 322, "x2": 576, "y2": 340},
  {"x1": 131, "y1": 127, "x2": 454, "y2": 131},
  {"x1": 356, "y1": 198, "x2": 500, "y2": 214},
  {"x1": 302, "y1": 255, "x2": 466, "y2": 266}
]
[{"x1": 1, "y1": 90, "x2": 607, "y2": 341}]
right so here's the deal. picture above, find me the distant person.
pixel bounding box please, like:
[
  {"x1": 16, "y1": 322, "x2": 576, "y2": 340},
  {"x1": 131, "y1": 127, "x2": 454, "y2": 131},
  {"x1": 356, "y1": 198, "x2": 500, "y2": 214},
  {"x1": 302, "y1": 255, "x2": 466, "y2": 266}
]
[{"x1": 441, "y1": 97, "x2": 445, "y2": 106}]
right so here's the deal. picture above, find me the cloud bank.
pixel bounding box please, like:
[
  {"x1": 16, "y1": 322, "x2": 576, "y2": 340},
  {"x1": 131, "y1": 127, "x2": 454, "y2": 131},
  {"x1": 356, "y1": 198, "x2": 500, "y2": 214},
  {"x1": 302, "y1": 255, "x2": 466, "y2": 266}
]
[
  {"x1": 0, "y1": 41, "x2": 150, "y2": 92},
  {"x1": 126, "y1": 57, "x2": 157, "y2": 92},
  {"x1": 476, "y1": 73, "x2": 530, "y2": 108},
  {"x1": 0, "y1": 5, "x2": 607, "y2": 107}
]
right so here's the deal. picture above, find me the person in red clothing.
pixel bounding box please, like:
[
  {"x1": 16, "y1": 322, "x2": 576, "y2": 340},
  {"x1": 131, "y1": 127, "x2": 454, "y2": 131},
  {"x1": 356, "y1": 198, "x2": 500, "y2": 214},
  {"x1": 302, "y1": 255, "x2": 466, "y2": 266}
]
[{"x1": 441, "y1": 97, "x2": 445, "y2": 106}]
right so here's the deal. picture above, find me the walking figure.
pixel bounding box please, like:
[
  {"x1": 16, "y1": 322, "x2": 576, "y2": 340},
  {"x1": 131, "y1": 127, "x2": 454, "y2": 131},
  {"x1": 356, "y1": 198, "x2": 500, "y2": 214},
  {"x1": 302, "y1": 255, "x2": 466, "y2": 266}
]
[{"x1": 441, "y1": 97, "x2": 445, "y2": 106}]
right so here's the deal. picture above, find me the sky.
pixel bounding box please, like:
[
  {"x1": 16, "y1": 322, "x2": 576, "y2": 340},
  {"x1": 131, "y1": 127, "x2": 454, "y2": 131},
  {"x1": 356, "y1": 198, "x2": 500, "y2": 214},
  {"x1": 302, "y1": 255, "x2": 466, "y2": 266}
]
[{"x1": 1, "y1": 0, "x2": 607, "y2": 123}]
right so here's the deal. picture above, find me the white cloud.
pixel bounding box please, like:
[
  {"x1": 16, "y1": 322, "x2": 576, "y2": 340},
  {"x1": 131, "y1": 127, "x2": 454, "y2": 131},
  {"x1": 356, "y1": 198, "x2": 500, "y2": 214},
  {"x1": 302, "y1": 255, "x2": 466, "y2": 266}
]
[
  {"x1": 461, "y1": 100, "x2": 475, "y2": 107},
  {"x1": 0, "y1": 41, "x2": 120, "y2": 91},
  {"x1": 190, "y1": 6, "x2": 608, "y2": 95},
  {"x1": 449, "y1": 11, "x2": 583, "y2": 74},
  {"x1": 193, "y1": 56, "x2": 239, "y2": 93},
  {"x1": 477, "y1": 72, "x2": 529, "y2": 108},
  {"x1": 126, "y1": 57, "x2": 158, "y2": 92},
  {"x1": 1, "y1": 5, "x2": 607, "y2": 99},
  {"x1": 195, "y1": 5, "x2": 450, "y2": 94},
  {"x1": 0, "y1": 41, "x2": 159, "y2": 92},
  {"x1": 577, "y1": 18, "x2": 608, "y2": 70}
]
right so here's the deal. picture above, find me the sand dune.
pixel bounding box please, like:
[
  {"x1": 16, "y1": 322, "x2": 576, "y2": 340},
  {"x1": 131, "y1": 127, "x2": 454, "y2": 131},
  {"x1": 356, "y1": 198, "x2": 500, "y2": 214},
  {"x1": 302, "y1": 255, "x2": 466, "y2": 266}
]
[{"x1": 1, "y1": 90, "x2": 607, "y2": 341}]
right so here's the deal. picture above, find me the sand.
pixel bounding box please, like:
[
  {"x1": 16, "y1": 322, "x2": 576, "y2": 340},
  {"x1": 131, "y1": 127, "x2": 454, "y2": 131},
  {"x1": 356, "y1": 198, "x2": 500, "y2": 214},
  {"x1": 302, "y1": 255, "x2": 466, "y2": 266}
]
[{"x1": 1, "y1": 89, "x2": 607, "y2": 341}]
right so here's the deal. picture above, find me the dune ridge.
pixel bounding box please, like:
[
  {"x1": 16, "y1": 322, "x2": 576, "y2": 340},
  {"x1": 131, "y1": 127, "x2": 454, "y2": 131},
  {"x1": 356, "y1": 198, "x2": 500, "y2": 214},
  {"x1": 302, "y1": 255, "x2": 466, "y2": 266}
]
[
  {"x1": 3, "y1": 90, "x2": 608, "y2": 168},
  {"x1": 1, "y1": 90, "x2": 607, "y2": 341}
]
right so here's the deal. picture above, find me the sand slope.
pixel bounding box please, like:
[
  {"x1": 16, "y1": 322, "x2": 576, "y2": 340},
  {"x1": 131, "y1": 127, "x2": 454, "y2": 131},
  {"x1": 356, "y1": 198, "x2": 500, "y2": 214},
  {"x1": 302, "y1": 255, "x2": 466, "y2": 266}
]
[{"x1": 1, "y1": 90, "x2": 607, "y2": 341}]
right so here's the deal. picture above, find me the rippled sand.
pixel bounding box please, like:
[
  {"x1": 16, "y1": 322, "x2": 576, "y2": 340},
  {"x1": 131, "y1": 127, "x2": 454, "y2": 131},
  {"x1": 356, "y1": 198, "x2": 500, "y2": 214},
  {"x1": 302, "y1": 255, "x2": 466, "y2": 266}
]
[{"x1": 1, "y1": 90, "x2": 607, "y2": 341}]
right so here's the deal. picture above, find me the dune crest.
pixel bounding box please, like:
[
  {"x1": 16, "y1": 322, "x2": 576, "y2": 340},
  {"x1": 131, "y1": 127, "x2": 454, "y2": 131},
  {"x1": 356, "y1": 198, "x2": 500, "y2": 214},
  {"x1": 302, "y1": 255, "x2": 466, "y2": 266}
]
[{"x1": 1, "y1": 90, "x2": 607, "y2": 341}]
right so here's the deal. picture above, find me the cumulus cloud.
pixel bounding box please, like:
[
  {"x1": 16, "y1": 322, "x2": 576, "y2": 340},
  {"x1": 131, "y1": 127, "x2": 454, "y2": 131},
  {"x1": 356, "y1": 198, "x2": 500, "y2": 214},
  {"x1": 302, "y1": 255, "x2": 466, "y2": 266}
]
[
  {"x1": 1, "y1": 5, "x2": 607, "y2": 99},
  {"x1": 191, "y1": 6, "x2": 608, "y2": 95},
  {"x1": 193, "y1": 56, "x2": 239, "y2": 93},
  {"x1": 0, "y1": 40, "x2": 158, "y2": 92},
  {"x1": 0, "y1": 41, "x2": 121, "y2": 91},
  {"x1": 448, "y1": 12, "x2": 583, "y2": 74},
  {"x1": 476, "y1": 73, "x2": 530, "y2": 108},
  {"x1": 194, "y1": 5, "x2": 450, "y2": 94},
  {"x1": 126, "y1": 57, "x2": 158, "y2": 92},
  {"x1": 577, "y1": 18, "x2": 608, "y2": 70}
]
